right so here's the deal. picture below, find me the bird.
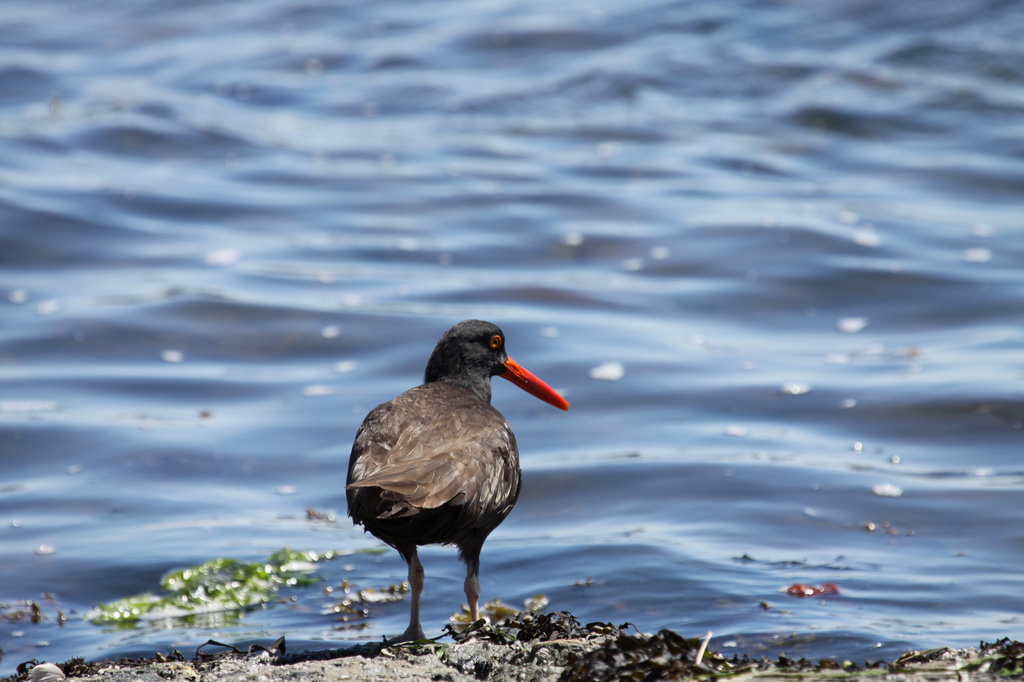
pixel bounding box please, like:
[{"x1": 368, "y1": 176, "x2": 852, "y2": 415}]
[{"x1": 346, "y1": 319, "x2": 569, "y2": 642}]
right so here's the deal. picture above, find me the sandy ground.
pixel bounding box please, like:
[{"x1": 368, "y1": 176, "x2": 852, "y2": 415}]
[{"x1": 9, "y1": 614, "x2": 1024, "y2": 682}]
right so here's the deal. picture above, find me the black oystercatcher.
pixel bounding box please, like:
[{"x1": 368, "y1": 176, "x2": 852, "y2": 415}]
[{"x1": 346, "y1": 319, "x2": 569, "y2": 642}]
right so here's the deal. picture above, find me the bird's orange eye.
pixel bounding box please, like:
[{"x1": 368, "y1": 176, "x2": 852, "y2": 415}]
[{"x1": 488, "y1": 334, "x2": 503, "y2": 349}]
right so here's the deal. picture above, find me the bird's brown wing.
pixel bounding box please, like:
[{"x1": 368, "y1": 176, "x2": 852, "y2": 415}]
[{"x1": 346, "y1": 383, "x2": 520, "y2": 521}]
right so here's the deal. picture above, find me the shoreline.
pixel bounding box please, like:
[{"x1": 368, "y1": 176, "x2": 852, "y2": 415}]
[{"x1": 6, "y1": 613, "x2": 1023, "y2": 682}]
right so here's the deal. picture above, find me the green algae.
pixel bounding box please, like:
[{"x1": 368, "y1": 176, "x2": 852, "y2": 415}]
[{"x1": 88, "y1": 548, "x2": 335, "y2": 625}]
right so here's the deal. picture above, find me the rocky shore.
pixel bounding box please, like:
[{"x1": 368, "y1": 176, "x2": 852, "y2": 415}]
[{"x1": 7, "y1": 613, "x2": 1023, "y2": 682}]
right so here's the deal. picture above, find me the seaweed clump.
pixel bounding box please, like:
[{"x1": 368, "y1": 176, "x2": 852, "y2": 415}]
[
  {"x1": 87, "y1": 548, "x2": 324, "y2": 625},
  {"x1": 559, "y1": 626, "x2": 732, "y2": 682},
  {"x1": 979, "y1": 638, "x2": 1024, "y2": 675},
  {"x1": 896, "y1": 638, "x2": 1024, "y2": 677}
]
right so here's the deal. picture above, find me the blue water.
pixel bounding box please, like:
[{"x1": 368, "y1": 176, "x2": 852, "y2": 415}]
[{"x1": 2, "y1": 0, "x2": 1023, "y2": 673}]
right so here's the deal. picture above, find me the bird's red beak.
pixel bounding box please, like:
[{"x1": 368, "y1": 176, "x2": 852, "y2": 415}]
[{"x1": 500, "y1": 358, "x2": 570, "y2": 411}]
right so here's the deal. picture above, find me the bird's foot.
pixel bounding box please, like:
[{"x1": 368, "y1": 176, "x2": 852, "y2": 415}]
[{"x1": 384, "y1": 625, "x2": 428, "y2": 645}]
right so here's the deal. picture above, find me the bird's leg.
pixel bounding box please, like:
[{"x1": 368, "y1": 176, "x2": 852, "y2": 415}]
[
  {"x1": 463, "y1": 553, "x2": 481, "y2": 623},
  {"x1": 397, "y1": 549, "x2": 426, "y2": 642}
]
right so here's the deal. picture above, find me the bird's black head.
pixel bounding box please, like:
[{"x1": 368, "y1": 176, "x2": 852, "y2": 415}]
[{"x1": 424, "y1": 319, "x2": 509, "y2": 403}]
